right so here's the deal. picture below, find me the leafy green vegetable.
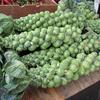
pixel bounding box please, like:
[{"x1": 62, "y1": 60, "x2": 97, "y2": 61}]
[
  {"x1": 1, "y1": 59, "x2": 31, "y2": 100},
  {"x1": 4, "y1": 50, "x2": 19, "y2": 62},
  {"x1": 0, "y1": 13, "x2": 14, "y2": 37}
]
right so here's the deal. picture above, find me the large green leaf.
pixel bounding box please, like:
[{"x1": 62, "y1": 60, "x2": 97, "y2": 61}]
[
  {"x1": 4, "y1": 60, "x2": 27, "y2": 79},
  {"x1": 1, "y1": 59, "x2": 31, "y2": 100},
  {"x1": 0, "y1": 13, "x2": 14, "y2": 37},
  {"x1": 4, "y1": 50, "x2": 19, "y2": 62}
]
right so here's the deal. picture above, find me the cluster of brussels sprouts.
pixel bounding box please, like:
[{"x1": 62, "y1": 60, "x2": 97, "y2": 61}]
[
  {"x1": 87, "y1": 19, "x2": 100, "y2": 34},
  {"x1": 15, "y1": 11, "x2": 51, "y2": 32},
  {"x1": 21, "y1": 32, "x2": 100, "y2": 68},
  {"x1": 57, "y1": 0, "x2": 76, "y2": 12},
  {"x1": 78, "y1": 32, "x2": 100, "y2": 53},
  {"x1": 21, "y1": 43, "x2": 79, "y2": 67},
  {"x1": 14, "y1": 11, "x2": 84, "y2": 32},
  {"x1": 2, "y1": 26, "x2": 82, "y2": 52},
  {"x1": 76, "y1": 2, "x2": 96, "y2": 20},
  {"x1": 57, "y1": 1, "x2": 96, "y2": 20},
  {"x1": 28, "y1": 52, "x2": 100, "y2": 88}
]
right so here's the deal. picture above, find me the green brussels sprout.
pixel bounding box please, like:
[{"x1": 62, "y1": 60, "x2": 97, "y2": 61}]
[
  {"x1": 78, "y1": 67, "x2": 85, "y2": 76},
  {"x1": 24, "y1": 41, "x2": 31, "y2": 48},
  {"x1": 65, "y1": 70, "x2": 73, "y2": 79},
  {"x1": 58, "y1": 33, "x2": 65, "y2": 40},
  {"x1": 61, "y1": 78, "x2": 68, "y2": 86},
  {"x1": 57, "y1": 68, "x2": 65, "y2": 77},
  {"x1": 41, "y1": 42, "x2": 51, "y2": 49},
  {"x1": 48, "y1": 81, "x2": 55, "y2": 88},
  {"x1": 54, "y1": 75, "x2": 61, "y2": 87},
  {"x1": 53, "y1": 40, "x2": 63, "y2": 47},
  {"x1": 73, "y1": 73, "x2": 79, "y2": 81},
  {"x1": 70, "y1": 64, "x2": 78, "y2": 73}
]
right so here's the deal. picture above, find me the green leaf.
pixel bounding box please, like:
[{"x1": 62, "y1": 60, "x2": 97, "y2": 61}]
[
  {"x1": 10, "y1": 79, "x2": 30, "y2": 94},
  {"x1": 5, "y1": 60, "x2": 27, "y2": 78},
  {"x1": 0, "y1": 13, "x2": 14, "y2": 37},
  {"x1": 4, "y1": 83, "x2": 18, "y2": 92},
  {"x1": 1, "y1": 92, "x2": 18, "y2": 100},
  {"x1": 4, "y1": 50, "x2": 19, "y2": 62}
]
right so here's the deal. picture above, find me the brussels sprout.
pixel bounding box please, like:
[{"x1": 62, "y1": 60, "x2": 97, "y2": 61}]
[
  {"x1": 68, "y1": 47, "x2": 74, "y2": 54},
  {"x1": 94, "y1": 61, "x2": 100, "y2": 68},
  {"x1": 78, "y1": 67, "x2": 85, "y2": 76},
  {"x1": 57, "y1": 68, "x2": 65, "y2": 77},
  {"x1": 19, "y1": 38, "x2": 25, "y2": 44},
  {"x1": 90, "y1": 65, "x2": 96, "y2": 72},
  {"x1": 58, "y1": 33, "x2": 65, "y2": 40},
  {"x1": 12, "y1": 41, "x2": 18, "y2": 47},
  {"x1": 73, "y1": 73, "x2": 79, "y2": 81},
  {"x1": 45, "y1": 34, "x2": 51, "y2": 42},
  {"x1": 72, "y1": 26, "x2": 76, "y2": 32},
  {"x1": 84, "y1": 70, "x2": 90, "y2": 75},
  {"x1": 40, "y1": 31, "x2": 46, "y2": 38},
  {"x1": 64, "y1": 51, "x2": 70, "y2": 57},
  {"x1": 48, "y1": 81, "x2": 55, "y2": 88},
  {"x1": 54, "y1": 75, "x2": 61, "y2": 87},
  {"x1": 65, "y1": 70, "x2": 73, "y2": 79},
  {"x1": 74, "y1": 31, "x2": 79, "y2": 36},
  {"x1": 41, "y1": 42, "x2": 51, "y2": 49},
  {"x1": 60, "y1": 59, "x2": 70, "y2": 69},
  {"x1": 77, "y1": 53, "x2": 86, "y2": 60},
  {"x1": 32, "y1": 37, "x2": 39, "y2": 44},
  {"x1": 39, "y1": 38, "x2": 44, "y2": 45},
  {"x1": 81, "y1": 61, "x2": 90, "y2": 69},
  {"x1": 70, "y1": 64, "x2": 78, "y2": 73},
  {"x1": 64, "y1": 36, "x2": 70, "y2": 43},
  {"x1": 53, "y1": 40, "x2": 63, "y2": 47},
  {"x1": 28, "y1": 45, "x2": 37, "y2": 51},
  {"x1": 47, "y1": 52, "x2": 53, "y2": 58},
  {"x1": 24, "y1": 41, "x2": 31, "y2": 48},
  {"x1": 66, "y1": 28, "x2": 72, "y2": 35},
  {"x1": 16, "y1": 45, "x2": 23, "y2": 51},
  {"x1": 61, "y1": 78, "x2": 68, "y2": 85}
]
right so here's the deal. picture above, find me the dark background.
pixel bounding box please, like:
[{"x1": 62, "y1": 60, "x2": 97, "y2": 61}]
[{"x1": 68, "y1": 81, "x2": 100, "y2": 100}]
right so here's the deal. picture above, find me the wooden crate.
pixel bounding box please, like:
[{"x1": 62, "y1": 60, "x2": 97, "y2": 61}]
[
  {"x1": 22, "y1": 70, "x2": 100, "y2": 100},
  {"x1": 0, "y1": 0, "x2": 57, "y2": 18}
]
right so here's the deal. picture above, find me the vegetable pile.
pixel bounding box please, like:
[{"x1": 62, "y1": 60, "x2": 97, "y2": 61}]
[{"x1": 0, "y1": 0, "x2": 100, "y2": 100}]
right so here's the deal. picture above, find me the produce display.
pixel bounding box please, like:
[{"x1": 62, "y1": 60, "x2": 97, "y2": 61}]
[{"x1": 0, "y1": 0, "x2": 100, "y2": 100}]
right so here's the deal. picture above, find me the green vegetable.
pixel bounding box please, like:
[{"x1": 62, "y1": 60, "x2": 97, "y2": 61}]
[
  {"x1": 2, "y1": 59, "x2": 31, "y2": 100},
  {"x1": 14, "y1": 11, "x2": 84, "y2": 32},
  {"x1": 87, "y1": 19, "x2": 100, "y2": 34},
  {"x1": 2, "y1": 26, "x2": 82, "y2": 52},
  {"x1": 0, "y1": 13, "x2": 14, "y2": 37}
]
